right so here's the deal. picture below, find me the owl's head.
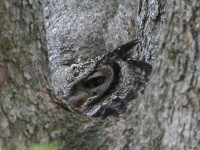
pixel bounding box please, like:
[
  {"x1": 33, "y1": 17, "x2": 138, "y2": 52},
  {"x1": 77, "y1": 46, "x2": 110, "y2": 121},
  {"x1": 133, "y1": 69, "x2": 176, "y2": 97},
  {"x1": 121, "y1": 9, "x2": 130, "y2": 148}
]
[{"x1": 61, "y1": 39, "x2": 152, "y2": 118}]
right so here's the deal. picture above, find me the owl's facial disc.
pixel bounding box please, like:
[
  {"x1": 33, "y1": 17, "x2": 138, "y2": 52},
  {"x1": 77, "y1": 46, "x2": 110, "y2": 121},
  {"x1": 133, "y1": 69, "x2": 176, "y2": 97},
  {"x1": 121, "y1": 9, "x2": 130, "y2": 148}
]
[
  {"x1": 69, "y1": 65, "x2": 115, "y2": 108},
  {"x1": 83, "y1": 69, "x2": 110, "y2": 90}
]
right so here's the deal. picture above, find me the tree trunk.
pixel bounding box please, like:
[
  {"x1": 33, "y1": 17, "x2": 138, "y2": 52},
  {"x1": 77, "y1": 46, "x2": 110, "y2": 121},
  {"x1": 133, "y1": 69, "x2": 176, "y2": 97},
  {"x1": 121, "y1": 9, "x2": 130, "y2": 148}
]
[
  {"x1": 138, "y1": 0, "x2": 200, "y2": 149},
  {"x1": 0, "y1": 0, "x2": 199, "y2": 150}
]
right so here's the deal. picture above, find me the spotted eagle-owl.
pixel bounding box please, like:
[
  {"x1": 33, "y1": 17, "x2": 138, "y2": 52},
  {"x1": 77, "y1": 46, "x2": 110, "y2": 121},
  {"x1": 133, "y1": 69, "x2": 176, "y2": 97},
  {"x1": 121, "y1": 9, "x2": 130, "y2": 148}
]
[{"x1": 56, "y1": 39, "x2": 152, "y2": 118}]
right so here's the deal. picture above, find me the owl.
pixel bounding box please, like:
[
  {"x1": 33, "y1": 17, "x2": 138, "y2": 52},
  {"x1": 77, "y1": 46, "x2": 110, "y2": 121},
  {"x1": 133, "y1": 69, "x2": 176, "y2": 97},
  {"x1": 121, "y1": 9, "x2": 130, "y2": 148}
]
[{"x1": 58, "y1": 39, "x2": 152, "y2": 118}]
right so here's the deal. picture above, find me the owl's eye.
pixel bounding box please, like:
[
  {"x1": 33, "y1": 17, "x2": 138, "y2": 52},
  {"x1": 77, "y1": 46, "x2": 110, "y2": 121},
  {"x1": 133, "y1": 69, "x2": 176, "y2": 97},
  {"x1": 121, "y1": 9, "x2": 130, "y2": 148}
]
[{"x1": 84, "y1": 76, "x2": 105, "y2": 89}]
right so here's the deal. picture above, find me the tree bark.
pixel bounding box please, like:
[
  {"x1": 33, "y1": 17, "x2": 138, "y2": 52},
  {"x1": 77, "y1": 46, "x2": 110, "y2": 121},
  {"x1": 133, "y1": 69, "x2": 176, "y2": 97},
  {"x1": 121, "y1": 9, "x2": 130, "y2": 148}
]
[
  {"x1": 137, "y1": 0, "x2": 200, "y2": 149},
  {"x1": 0, "y1": 0, "x2": 199, "y2": 150},
  {"x1": 0, "y1": 0, "x2": 51, "y2": 149}
]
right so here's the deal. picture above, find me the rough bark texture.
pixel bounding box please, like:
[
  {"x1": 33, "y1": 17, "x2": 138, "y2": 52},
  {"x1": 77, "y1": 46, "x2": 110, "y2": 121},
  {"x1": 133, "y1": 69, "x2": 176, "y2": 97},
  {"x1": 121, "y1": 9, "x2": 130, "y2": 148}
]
[
  {"x1": 0, "y1": 0, "x2": 50, "y2": 149},
  {"x1": 0, "y1": 0, "x2": 199, "y2": 150},
  {"x1": 137, "y1": 0, "x2": 200, "y2": 149}
]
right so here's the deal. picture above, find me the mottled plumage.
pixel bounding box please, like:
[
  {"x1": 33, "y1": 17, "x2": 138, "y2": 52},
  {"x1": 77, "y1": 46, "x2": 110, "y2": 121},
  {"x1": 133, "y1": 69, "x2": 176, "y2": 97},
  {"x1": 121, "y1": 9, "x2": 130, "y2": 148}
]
[{"x1": 60, "y1": 40, "x2": 152, "y2": 118}]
